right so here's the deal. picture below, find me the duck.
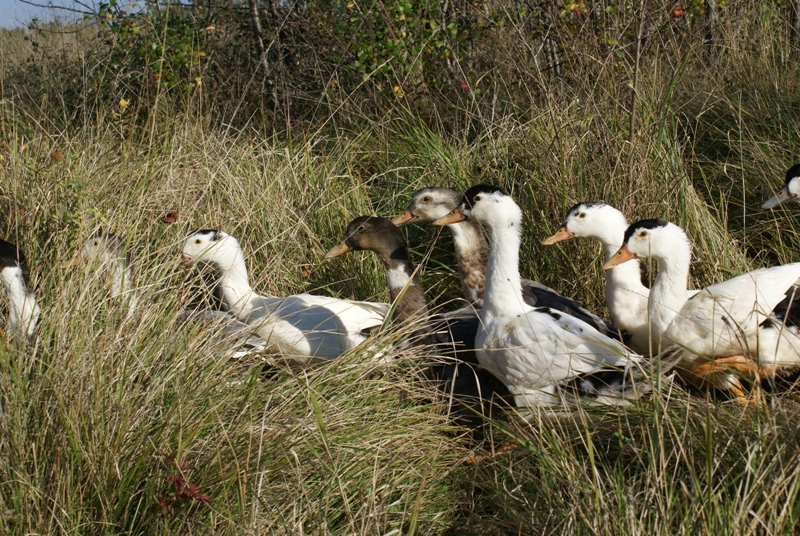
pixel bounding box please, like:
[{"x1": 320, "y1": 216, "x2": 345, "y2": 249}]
[
  {"x1": 432, "y1": 186, "x2": 645, "y2": 409},
  {"x1": 602, "y1": 218, "x2": 800, "y2": 396},
  {"x1": 65, "y1": 233, "x2": 269, "y2": 360},
  {"x1": 0, "y1": 239, "x2": 40, "y2": 339},
  {"x1": 324, "y1": 216, "x2": 511, "y2": 420},
  {"x1": 180, "y1": 229, "x2": 389, "y2": 362},
  {"x1": 393, "y1": 187, "x2": 617, "y2": 338},
  {"x1": 762, "y1": 164, "x2": 800, "y2": 208},
  {"x1": 63, "y1": 233, "x2": 139, "y2": 316},
  {"x1": 541, "y1": 202, "x2": 699, "y2": 354},
  {"x1": 325, "y1": 216, "x2": 431, "y2": 326}
]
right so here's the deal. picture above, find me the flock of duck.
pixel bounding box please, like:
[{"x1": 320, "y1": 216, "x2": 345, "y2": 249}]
[{"x1": 3, "y1": 165, "x2": 800, "y2": 417}]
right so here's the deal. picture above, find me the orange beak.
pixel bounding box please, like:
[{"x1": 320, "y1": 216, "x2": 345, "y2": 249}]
[
  {"x1": 541, "y1": 227, "x2": 575, "y2": 246},
  {"x1": 179, "y1": 252, "x2": 194, "y2": 268},
  {"x1": 602, "y1": 244, "x2": 636, "y2": 270},
  {"x1": 432, "y1": 206, "x2": 466, "y2": 226},
  {"x1": 391, "y1": 209, "x2": 418, "y2": 227}
]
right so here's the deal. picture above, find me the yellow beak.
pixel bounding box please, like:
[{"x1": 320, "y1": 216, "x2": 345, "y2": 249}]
[
  {"x1": 432, "y1": 206, "x2": 466, "y2": 226},
  {"x1": 391, "y1": 209, "x2": 418, "y2": 227},
  {"x1": 61, "y1": 253, "x2": 83, "y2": 268},
  {"x1": 541, "y1": 227, "x2": 575, "y2": 246},
  {"x1": 601, "y1": 244, "x2": 636, "y2": 270},
  {"x1": 323, "y1": 241, "x2": 352, "y2": 260}
]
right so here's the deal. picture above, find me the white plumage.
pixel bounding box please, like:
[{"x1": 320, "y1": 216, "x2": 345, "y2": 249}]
[
  {"x1": 0, "y1": 239, "x2": 40, "y2": 339},
  {"x1": 181, "y1": 230, "x2": 388, "y2": 362},
  {"x1": 433, "y1": 186, "x2": 643, "y2": 408},
  {"x1": 542, "y1": 202, "x2": 698, "y2": 354},
  {"x1": 603, "y1": 218, "x2": 800, "y2": 392}
]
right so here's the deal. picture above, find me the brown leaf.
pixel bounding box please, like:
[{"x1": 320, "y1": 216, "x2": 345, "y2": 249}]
[{"x1": 162, "y1": 210, "x2": 179, "y2": 223}]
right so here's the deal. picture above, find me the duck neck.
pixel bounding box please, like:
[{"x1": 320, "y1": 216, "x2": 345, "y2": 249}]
[
  {"x1": 483, "y1": 219, "x2": 527, "y2": 317},
  {"x1": 648, "y1": 246, "x2": 691, "y2": 332},
  {"x1": 2, "y1": 268, "x2": 39, "y2": 338},
  {"x1": 380, "y1": 246, "x2": 429, "y2": 324},
  {"x1": 447, "y1": 220, "x2": 489, "y2": 306},
  {"x1": 214, "y1": 250, "x2": 256, "y2": 318}
]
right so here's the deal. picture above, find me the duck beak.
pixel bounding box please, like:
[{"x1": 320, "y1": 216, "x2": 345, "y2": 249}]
[
  {"x1": 762, "y1": 185, "x2": 794, "y2": 209},
  {"x1": 179, "y1": 252, "x2": 194, "y2": 268},
  {"x1": 602, "y1": 244, "x2": 635, "y2": 270},
  {"x1": 432, "y1": 206, "x2": 466, "y2": 226},
  {"x1": 541, "y1": 227, "x2": 574, "y2": 246},
  {"x1": 392, "y1": 209, "x2": 418, "y2": 227},
  {"x1": 323, "y1": 241, "x2": 352, "y2": 260},
  {"x1": 61, "y1": 252, "x2": 83, "y2": 268}
]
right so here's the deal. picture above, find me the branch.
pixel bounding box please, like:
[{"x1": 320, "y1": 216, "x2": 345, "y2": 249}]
[{"x1": 17, "y1": 0, "x2": 93, "y2": 16}]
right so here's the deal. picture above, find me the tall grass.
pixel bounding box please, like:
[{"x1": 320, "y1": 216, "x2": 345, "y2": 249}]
[{"x1": 2, "y1": 2, "x2": 800, "y2": 534}]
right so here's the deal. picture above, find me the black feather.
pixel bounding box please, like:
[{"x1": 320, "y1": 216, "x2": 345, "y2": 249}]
[
  {"x1": 785, "y1": 163, "x2": 800, "y2": 185},
  {"x1": 0, "y1": 239, "x2": 31, "y2": 286},
  {"x1": 461, "y1": 184, "x2": 507, "y2": 208},
  {"x1": 623, "y1": 219, "x2": 669, "y2": 244},
  {"x1": 190, "y1": 229, "x2": 221, "y2": 241}
]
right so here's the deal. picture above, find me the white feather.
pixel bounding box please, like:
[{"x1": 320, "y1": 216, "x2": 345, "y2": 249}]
[{"x1": 181, "y1": 231, "x2": 388, "y2": 362}]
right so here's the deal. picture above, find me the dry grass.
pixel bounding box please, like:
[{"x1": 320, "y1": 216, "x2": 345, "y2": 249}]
[{"x1": 2, "y1": 3, "x2": 800, "y2": 534}]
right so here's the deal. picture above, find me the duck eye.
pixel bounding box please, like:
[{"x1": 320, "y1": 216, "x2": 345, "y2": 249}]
[
  {"x1": 473, "y1": 195, "x2": 482, "y2": 203},
  {"x1": 421, "y1": 196, "x2": 430, "y2": 203},
  {"x1": 195, "y1": 239, "x2": 201, "y2": 244},
  {"x1": 638, "y1": 231, "x2": 648, "y2": 238},
  {"x1": 578, "y1": 213, "x2": 586, "y2": 219}
]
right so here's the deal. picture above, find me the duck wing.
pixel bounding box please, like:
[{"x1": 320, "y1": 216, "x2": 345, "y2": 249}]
[
  {"x1": 520, "y1": 278, "x2": 619, "y2": 339},
  {"x1": 667, "y1": 263, "x2": 800, "y2": 354},
  {"x1": 242, "y1": 294, "x2": 388, "y2": 360},
  {"x1": 478, "y1": 306, "x2": 639, "y2": 403}
]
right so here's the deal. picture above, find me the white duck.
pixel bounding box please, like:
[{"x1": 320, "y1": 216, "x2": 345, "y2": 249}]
[
  {"x1": 0, "y1": 239, "x2": 40, "y2": 339},
  {"x1": 542, "y1": 202, "x2": 699, "y2": 355},
  {"x1": 65, "y1": 233, "x2": 269, "y2": 360},
  {"x1": 181, "y1": 229, "x2": 389, "y2": 362},
  {"x1": 432, "y1": 186, "x2": 644, "y2": 409},
  {"x1": 762, "y1": 164, "x2": 800, "y2": 208},
  {"x1": 603, "y1": 218, "x2": 800, "y2": 396},
  {"x1": 394, "y1": 187, "x2": 617, "y2": 338}
]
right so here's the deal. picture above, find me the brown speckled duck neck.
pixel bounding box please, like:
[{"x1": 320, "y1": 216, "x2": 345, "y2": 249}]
[
  {"x1": 449, "y1": 220, "x2": 489, "y2": 306},
  {"x1": 336, "y1": 217, "x2": 429, "y2": 324}
]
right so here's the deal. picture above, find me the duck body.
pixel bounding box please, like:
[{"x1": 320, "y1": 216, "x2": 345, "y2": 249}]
[
  {"x1": 395, "y1": 187, "x2": 617, "y2": 338},
  {"x1": 604, "y1": 219, "x2": 800, "y2": 387},
  {"x1": 177, "y1": 309, "x2": 269, "y2": 359},
  {"x1": 0, "y1": 239, "x2": 40, "y2": 338},
  {"x1": 182, "y1": 230, "x2": 388, "y2": 362},
  {"x1": 434, "y1": 187, "x2": 643, "y2": 408}
]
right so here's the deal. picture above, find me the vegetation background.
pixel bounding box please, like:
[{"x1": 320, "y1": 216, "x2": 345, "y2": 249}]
[{"x1": 2, "y1": 0, "x2": 800, "y2": 533}]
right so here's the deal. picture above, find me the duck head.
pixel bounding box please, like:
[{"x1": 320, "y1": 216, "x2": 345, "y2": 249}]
[
  {"x1": 393, "y1": 187, "x2": 464, "y2": 226},
  {"x1": 762, "y1": 164, "x2": 800, "y2": 209}
]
